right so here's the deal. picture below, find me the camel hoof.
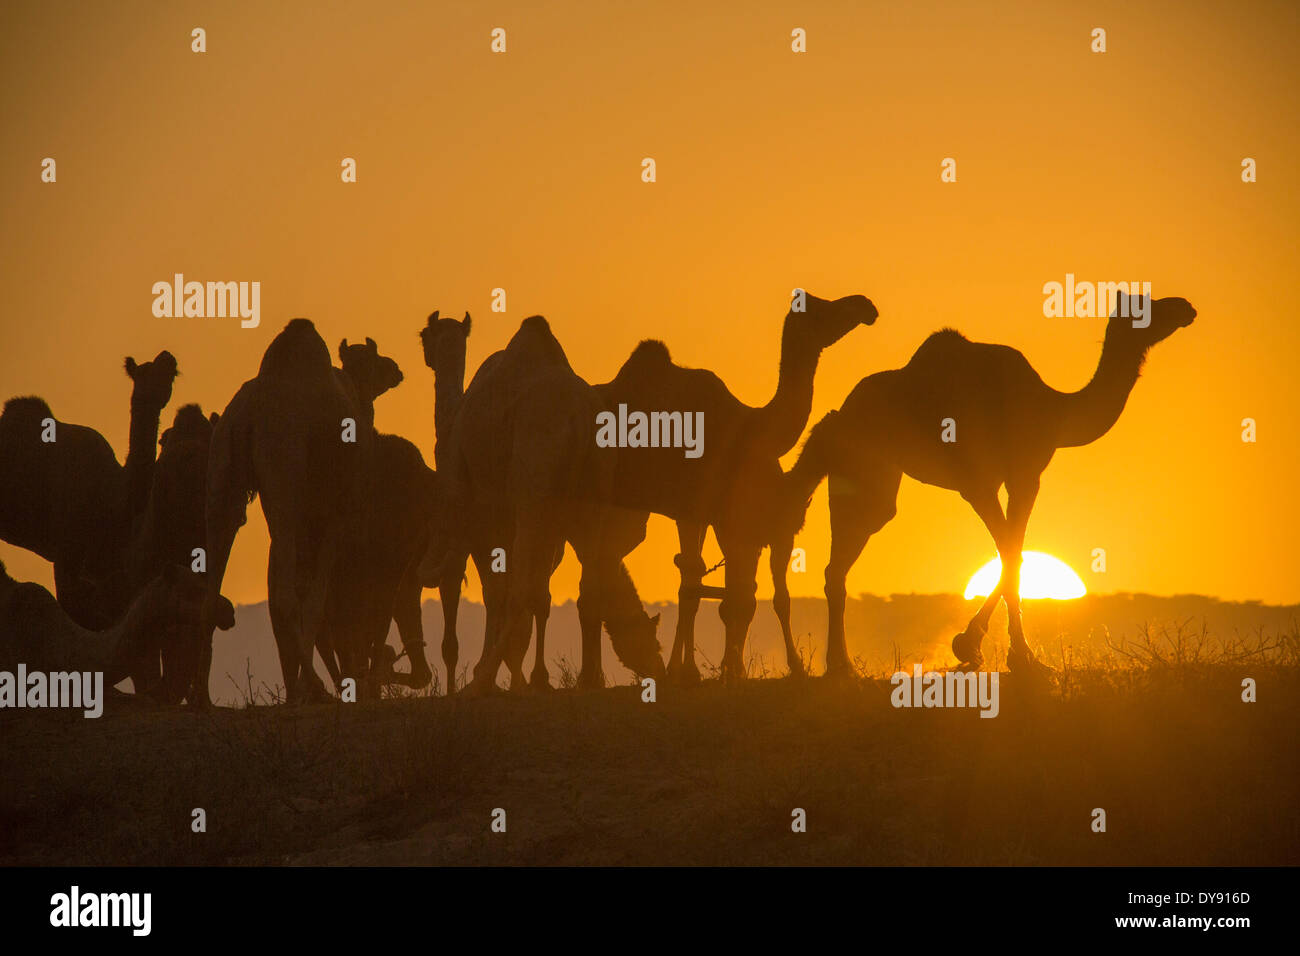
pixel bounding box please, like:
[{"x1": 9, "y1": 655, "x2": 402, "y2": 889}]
[
  {"x1": 462, "y1": 677, "x2": 496, "y2": 698},
  {"x1": 951, "y1": 629, "x2": 985, "y2": 668},
  {"x1": 666, "y1": 661, "x2": 702, "y2": 686},
  {"x1": 824, "y1": 662, "x2": 855, "y2": 682},
  {"x1": 786, "y1": 661, "x2": 808, "y2": 680}
]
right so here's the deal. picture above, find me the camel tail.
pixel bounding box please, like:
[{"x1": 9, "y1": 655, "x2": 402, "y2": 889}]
[{"x1": 780, "y1": 410, "x2": 841, "y2": 538}]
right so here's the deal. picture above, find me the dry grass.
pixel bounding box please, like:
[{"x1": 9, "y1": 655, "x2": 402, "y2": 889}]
[{"x1": 0, "y1": 624, "x2": 1296, "y2": 866}]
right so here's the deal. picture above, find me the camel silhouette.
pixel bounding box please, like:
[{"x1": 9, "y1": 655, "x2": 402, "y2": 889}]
[
  {"x1": 0, "y1": 351, "x2": 178, "y2": 629},
  {"x1": 0, "y1": 558, "x2": 207, "y2": 694},
  {"x1": 446, "y1": 315, "x2": 664, "y2": 692},
  {"x1": 416, "y1": 310, "x2": 474, "y2": 692},
  {"x1": 595, "y1": 292, "x2": 876, "y2": 682},
  {"x1": 318, "y1": 337, "x2": 438, "y2": 696},
  {"x1": 116, "y1": 403, "x2": 236, "y2": 700},
  {"x1": 197, "y1": 318, "x2": 370, "y2": 705},
  {"x1": 771, "y1": 294, "x2": 1196, "y2": 676}
]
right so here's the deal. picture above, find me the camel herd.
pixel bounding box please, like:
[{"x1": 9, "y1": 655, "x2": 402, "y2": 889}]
[{"x1": 0, "y1": 290, "x2": 1195, "y2": 706}]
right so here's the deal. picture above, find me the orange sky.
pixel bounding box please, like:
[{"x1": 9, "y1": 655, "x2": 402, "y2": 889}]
[{"x1": 2, "y1": 0, "x2": 1297, "y2": 607}]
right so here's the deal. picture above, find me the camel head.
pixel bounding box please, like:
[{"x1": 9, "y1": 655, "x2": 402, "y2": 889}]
[
  {"x1": 124, "y1": 350, "x2": 179, "y2": 411},
  {"x1": 788, "y1": 293, "x2": 878, "y2": 352},
  {"x1": 604, "y1": 609, "x2": 666, "y2": 682},
  {"x1": 119, "y1": 564, "x2": 234, "y2": 701},
  {"x1": 420, "y1": 310, "x2": 472, "y2": 372},
  {"x1": 338, "y1": 337, "x2": 404, "y2": 403},
  {"x1": 159, "y1": 403, "x2": 216, "y2": 450},
  {"x1": 1106, "y1": 295, "x2": 1196, "y2": 353}
]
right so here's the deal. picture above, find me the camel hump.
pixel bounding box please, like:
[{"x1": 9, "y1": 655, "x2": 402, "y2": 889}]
[
  {"x1": 258, "y1": 318, "x2": 333, "y2": 379},
  {"x1": 1, "y1": 396, "x2": 54, "y2": 426},
  {"x1": 509, "y1": 315, "x2": 571, "y2": 367},
  {"x1": 615, "y1": 339, "x2": 672, "y2": 378}
]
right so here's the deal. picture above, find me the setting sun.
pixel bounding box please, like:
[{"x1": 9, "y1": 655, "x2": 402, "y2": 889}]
[{"x1": 963, "y1": 552, "x2": 1087, "y2": 601}]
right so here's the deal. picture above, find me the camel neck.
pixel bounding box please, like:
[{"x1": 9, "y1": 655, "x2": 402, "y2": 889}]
[
  {"x1": 1055, "y1": 334, "x2": 1147, "y2": 449},
  {"x1": 752, "y1": 321, "x2": 822, "y2": 458},
  {"x1": 433, "y1": 358, "x2": 465, "y2": 469},
  {"x1": 124, "y1": 401, "x2": 162, "y2": 517}
]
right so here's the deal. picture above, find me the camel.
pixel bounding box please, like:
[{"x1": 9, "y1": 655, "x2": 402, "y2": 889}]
[
  {"x1": 595, "y1": 292, "x2": 877, "y2": 682},
  {"x1": 122, "y1": 404, "x2": 236, "y2": 701},
  {"x1": 0, "y1": 351, "x2": 178, "y2": 628},
  {"x1": 196, "y1": 318, "x2": 370, "y2": 705},
  {"x1": 416, "y1": 311, "x2": 473, "y2": 691},
  {"x1": 770, "y1": 294, "x2": 1196, "y2": 676},
  {"x1": 446, "y1": 315, "x2": 664, "y2": 692},
  {"x1": 0, "y1": 559, "x2": 207, "y2": 694},
  {"x1": 318, "y1": 338, "x2": 437, "y2": 696},
  {"x1": 417, "y1": 310, "x2": 567, "y2": 690}
]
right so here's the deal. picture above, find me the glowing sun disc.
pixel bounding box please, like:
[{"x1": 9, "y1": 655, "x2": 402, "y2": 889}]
[{"x1": 963, "y1": 551, "x2": 1087, "y2": 600}]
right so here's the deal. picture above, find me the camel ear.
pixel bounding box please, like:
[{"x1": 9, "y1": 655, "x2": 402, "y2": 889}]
[
  {"x1": 124, "y1": 357, "x2": 138, "y2": 377},
  {"x1": 338, "y1": 339, "x2": 348, "y2": 362},
  {"x1": 428, "y1": 310, "x2": 439, "y2": 323},
  {"x1": 209, "y1": 412, "x2": 219, "y2": 427},
  {"x1": 365, "y1": 336, "x2": 376, "y2": 351},
  {"x1": 462, "y1": 313, "x2": 472, "y2": 333}
]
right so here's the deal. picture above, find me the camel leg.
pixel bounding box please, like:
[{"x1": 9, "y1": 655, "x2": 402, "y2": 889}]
[
  {"x1": 393, "y1": 560, "x2": 432, "y2": 688},
  {"x1": 530, "y1": 603, "x2": 552, "y2": 690},
  {"x1": 769, "y1": 531, "x2": 803, "y2": 678},
  {"x1": 714, "y1": 527, "x2": 761, "y2": 683},
  {"x1": 294, "y1": 532, "x2": 336, "y2": 703},
  {"x1": 499, "y1": 510, "x2": 561, "y2": 692},
  {"x1": 1002, "y1": 477, "x2": 1041, "y2": 672},
  {"x1": 468, "y1": 545, "x2": 508, "y2": 692},
  {"x1": 266, "y1": 538, "x2": 304, "y2": 701},
  {"x1": 824, "y1": 467, "x2": 900, "y2": 677},
  {"x1": 667, "y1": 521, "x2": 707, "y2": 684},
  {"x1": 438, "y1": 550, "x2": 466, "y2": 693},
  {"x1": 952, "y1": 490, "x2": 1009, "y2": 669},
  {"x1": 574, "y1": 568, "x2": 605, "y2": 691}
]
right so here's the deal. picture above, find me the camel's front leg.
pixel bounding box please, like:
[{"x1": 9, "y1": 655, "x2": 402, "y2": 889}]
[
  {"x1": 1002, "y1": 476, "x2": 1040, "y2": 672},
  {"x1": 952, "y1": 490, "x2": 1008, "y2": 669},
  {"x1": 667, "y1": 521, "x2": 706, "y2": 684},
  {"x1": 769, "y1": 532, "x2": 804, "y2": 677},
  {"x1": 715, "y1": 533, "x2": 760, "y2": 683}
]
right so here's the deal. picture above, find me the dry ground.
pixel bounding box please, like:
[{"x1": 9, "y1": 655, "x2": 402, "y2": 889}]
[{"x1": 1, "y1": 666, "x2": 1297, "y2": 865}]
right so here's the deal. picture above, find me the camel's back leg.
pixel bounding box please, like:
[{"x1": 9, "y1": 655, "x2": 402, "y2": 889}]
[
  {"x1": 769, "y1": 531, "x2": 803, "y2": 677},
  {"x1": 438, "y1": 549, "x2": 466, "y2": 693},
  {"x1": 393, "y1": 558, "x2": 433, "y2": 689},
  {"x1": 824, "y1": 463, "x2": 901, "y2": 676},
  {"x1": 266, "y1": 536, "x2": 303, "y2": 699},
  {"x1": 529, "y1": 542, "x2": 563, "y2": 690},
  {"x1": 667, "y1": 521, "x2": 707, "y2": 684}
]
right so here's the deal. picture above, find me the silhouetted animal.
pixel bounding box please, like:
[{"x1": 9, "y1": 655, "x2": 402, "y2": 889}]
[
  {"x1": 0, "y1": 351, "x2": 177, "y2": 628},
  {"x1": 771, "y1": 295, "x2": 1196, "y2": 675},
  {"x1": 447, "y1": 315, "x2": 664, "y2": 692},
  {"x1": 197, "y1": 319, "x2": 370, "y2": 705},
  {"x1": 596, "y1": 293, "x2": 876, "y2": 682}
]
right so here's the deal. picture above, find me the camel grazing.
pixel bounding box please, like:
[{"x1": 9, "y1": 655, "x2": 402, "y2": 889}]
[
  {"x1": 0, "y1": 559, "x2": 207, "y2": 694},
  {"x1": 595, "y1": 292, "x2": 877, "y2": 682},
  {"x1": 196, "y1": 319, "x2": 370, "y2": 705},
  {"x1": 771, "y1": 294, "x2": 1196, "y2": 675},
  {"x1": 318, "y1": 337, "x2": 437, "y2": 696},
  {"x1": 0, "y1": 351, "x2": 178, "y2": 628},
  {"x1": 447, "y1": 315, "x2": 664, "y2": 692}
]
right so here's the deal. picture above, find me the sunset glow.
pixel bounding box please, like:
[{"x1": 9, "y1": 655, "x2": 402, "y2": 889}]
[{"x1": 963, "y1": 552, "x2": 1087, "y2": 601}]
